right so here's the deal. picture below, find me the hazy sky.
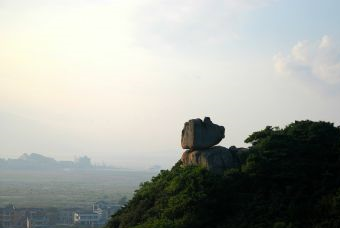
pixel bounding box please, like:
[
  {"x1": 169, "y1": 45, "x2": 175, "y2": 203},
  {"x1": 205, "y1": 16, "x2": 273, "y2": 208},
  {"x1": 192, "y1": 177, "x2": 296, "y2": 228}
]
[{"x1": 1, "y1": 0, "x2": 340, "y2": 169}]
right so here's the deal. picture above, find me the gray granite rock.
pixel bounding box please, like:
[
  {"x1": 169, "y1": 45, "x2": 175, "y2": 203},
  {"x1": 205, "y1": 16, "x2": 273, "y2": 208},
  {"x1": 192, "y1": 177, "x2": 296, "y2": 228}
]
[
  {"x1": 181, "y1": 146, "x2": 240, "y2": 174},
  {"x1": 181, "y1": 117, "x2": 225, "y2": 150}
]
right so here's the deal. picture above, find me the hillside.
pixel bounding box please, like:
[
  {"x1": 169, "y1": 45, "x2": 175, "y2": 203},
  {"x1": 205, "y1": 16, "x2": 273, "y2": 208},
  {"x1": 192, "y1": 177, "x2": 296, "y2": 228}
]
[{"x1": 106, "y1": 120, "x2": 340, "y2": 228}]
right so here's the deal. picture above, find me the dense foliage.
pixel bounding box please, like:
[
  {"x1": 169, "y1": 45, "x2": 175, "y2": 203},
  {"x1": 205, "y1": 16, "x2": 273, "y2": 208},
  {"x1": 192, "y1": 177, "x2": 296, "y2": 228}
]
[{"x1": 106, "y1": 120, "x2": 340, "y2": 228}]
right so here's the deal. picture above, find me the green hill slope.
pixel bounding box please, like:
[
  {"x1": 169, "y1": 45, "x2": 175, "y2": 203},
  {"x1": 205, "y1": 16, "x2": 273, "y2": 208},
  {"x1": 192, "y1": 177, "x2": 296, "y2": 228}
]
[{"x1": 106, "y1": 120, "x2": 340, "y2": 228}]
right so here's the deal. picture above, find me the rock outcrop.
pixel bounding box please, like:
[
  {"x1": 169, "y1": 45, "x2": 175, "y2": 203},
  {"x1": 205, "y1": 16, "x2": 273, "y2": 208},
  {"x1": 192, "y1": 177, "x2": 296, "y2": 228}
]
[
  {"x1": 181, "y1": 117, "x2": 225, "y2": 150},
  {"x1": 181, "y1": 117, "x2": 244, "y2": 174},
  {"x1": 181, "y1": 146, "x2": 240, "y2": 174}
]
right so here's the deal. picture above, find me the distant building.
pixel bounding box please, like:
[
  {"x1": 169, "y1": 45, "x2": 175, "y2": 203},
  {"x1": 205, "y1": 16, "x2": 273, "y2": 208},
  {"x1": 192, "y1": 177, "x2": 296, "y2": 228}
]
[
  {"x1": 73, "y1": 211, "x2": 99, "y2": 226},
  {"x1": 75, "y1": 156, "x2": 92, "y2": 169},
  {"x1": 57, "y1": 210, "x2": 74, "y2": 226},
  {"x1": 0, "y1": 204, "x2": 15, "y2": 228},
  {"x1": 92, "y1": 201, "x2": 121, "y2": 224},
  {"x1": 0, "y1": 202, "x2": 121, "y2": 228},
  {"x1": 26, "y1": 211, "x2": 49, "y2": 228}
]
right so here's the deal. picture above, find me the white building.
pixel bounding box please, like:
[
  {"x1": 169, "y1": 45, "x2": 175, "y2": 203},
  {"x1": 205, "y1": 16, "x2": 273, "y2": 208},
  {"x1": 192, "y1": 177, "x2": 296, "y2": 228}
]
[{"x1": 73, "y1": 211, "x2": 99, "y2": 226}]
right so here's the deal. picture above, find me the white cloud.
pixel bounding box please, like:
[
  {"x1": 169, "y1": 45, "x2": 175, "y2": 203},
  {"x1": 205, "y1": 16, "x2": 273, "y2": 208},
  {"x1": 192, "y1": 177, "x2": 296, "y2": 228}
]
[
  {"x1": 274, "y1": 35, "x2": 340, "y2": 84},
  {"x1": 319, "y1": 35, "x2": 331, "y2": 48}
]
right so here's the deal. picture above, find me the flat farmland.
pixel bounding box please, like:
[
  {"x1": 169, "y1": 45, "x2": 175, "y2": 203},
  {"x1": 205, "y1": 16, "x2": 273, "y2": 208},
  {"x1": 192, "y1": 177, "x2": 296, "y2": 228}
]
[{"x1": 0, "y1": 169, "x2": 156, "y2": 208}]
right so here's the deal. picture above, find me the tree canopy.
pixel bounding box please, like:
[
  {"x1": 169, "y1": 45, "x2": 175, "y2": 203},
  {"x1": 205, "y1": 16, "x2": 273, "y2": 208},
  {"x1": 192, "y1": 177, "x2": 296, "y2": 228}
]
[{"x1": 106, "y1": 120, "x2": 340, "y2": 228}]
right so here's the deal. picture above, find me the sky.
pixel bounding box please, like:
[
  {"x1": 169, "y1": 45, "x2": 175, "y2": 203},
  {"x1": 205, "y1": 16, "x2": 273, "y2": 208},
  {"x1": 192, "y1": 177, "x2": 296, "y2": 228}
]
[{"x1": 1, "y1": 0, "x2": 340, "y2": 169}]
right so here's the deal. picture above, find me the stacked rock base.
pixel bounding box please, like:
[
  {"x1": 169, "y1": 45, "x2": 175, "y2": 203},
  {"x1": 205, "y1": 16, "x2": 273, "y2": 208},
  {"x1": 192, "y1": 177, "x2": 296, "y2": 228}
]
[
  {"x1": 180, "y1": 117, "x2": 244, "y2": 174},
  {"x1": 181, "y1": 146, "x2": 240, "y2": 174}
]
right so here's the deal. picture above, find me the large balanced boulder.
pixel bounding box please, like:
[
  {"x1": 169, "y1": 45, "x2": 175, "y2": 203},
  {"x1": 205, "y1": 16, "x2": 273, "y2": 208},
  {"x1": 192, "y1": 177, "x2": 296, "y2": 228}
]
[
  {"x1": 181, "y1": 117, "x2": 225, "y2": 150},
  {"x1": 181, "y1": 146, "x2": 240, "y2": 174}
]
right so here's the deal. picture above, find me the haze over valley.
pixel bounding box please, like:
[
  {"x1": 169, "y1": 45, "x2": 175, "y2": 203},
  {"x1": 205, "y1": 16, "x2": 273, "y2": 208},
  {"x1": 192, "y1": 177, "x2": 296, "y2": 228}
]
[
  {"x1": 1, "y1": 0, "x2": 340, "y2": 228},
  {"x1": 0, "y1": 153, "x2": 157, "y2": 208}
]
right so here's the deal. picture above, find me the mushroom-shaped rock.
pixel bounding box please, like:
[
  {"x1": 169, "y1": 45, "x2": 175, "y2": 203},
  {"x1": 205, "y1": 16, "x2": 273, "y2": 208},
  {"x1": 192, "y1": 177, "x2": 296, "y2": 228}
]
[
  {"x1": 181, "y1": 117, "x2": 225, "y2": 150},
  {"x1": 181, "y1": 146, "x2": 240, "y2": 174}
]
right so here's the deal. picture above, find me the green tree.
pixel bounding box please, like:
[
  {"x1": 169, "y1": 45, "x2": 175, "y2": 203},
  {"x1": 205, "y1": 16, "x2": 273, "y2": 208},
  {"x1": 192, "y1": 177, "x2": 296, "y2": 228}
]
[{"x1": 106, "y1": 120, "x2": 340, "y2": 228}]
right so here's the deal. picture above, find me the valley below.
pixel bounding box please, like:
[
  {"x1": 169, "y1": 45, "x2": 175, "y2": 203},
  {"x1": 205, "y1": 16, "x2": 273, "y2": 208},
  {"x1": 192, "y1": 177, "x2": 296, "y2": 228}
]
[{"x1": 0, "y1": 169, "x2": 156, "y2": 208}]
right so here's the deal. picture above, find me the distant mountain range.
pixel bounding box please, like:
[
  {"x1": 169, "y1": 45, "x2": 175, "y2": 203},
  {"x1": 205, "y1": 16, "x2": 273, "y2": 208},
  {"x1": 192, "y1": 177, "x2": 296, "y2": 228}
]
[
  {"x1": 0, "y1": 153, "x2": 99, "y2": 170},
  {"x1": 0, "y1": 153, "x2": 163, "y2": 172}
]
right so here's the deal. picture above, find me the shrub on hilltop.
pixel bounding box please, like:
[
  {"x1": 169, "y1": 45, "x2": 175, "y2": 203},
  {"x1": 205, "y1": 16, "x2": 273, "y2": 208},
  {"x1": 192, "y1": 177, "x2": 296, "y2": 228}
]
[{"x1": 106, "y1": 120, "x2": 340, "y2": 228}]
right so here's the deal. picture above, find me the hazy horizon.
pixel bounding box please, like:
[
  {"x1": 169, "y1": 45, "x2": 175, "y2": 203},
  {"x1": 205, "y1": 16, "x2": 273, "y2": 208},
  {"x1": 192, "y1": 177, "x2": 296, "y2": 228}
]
[{"x1": 1, "y1": 0, "x2": 340, "y2": 169}]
